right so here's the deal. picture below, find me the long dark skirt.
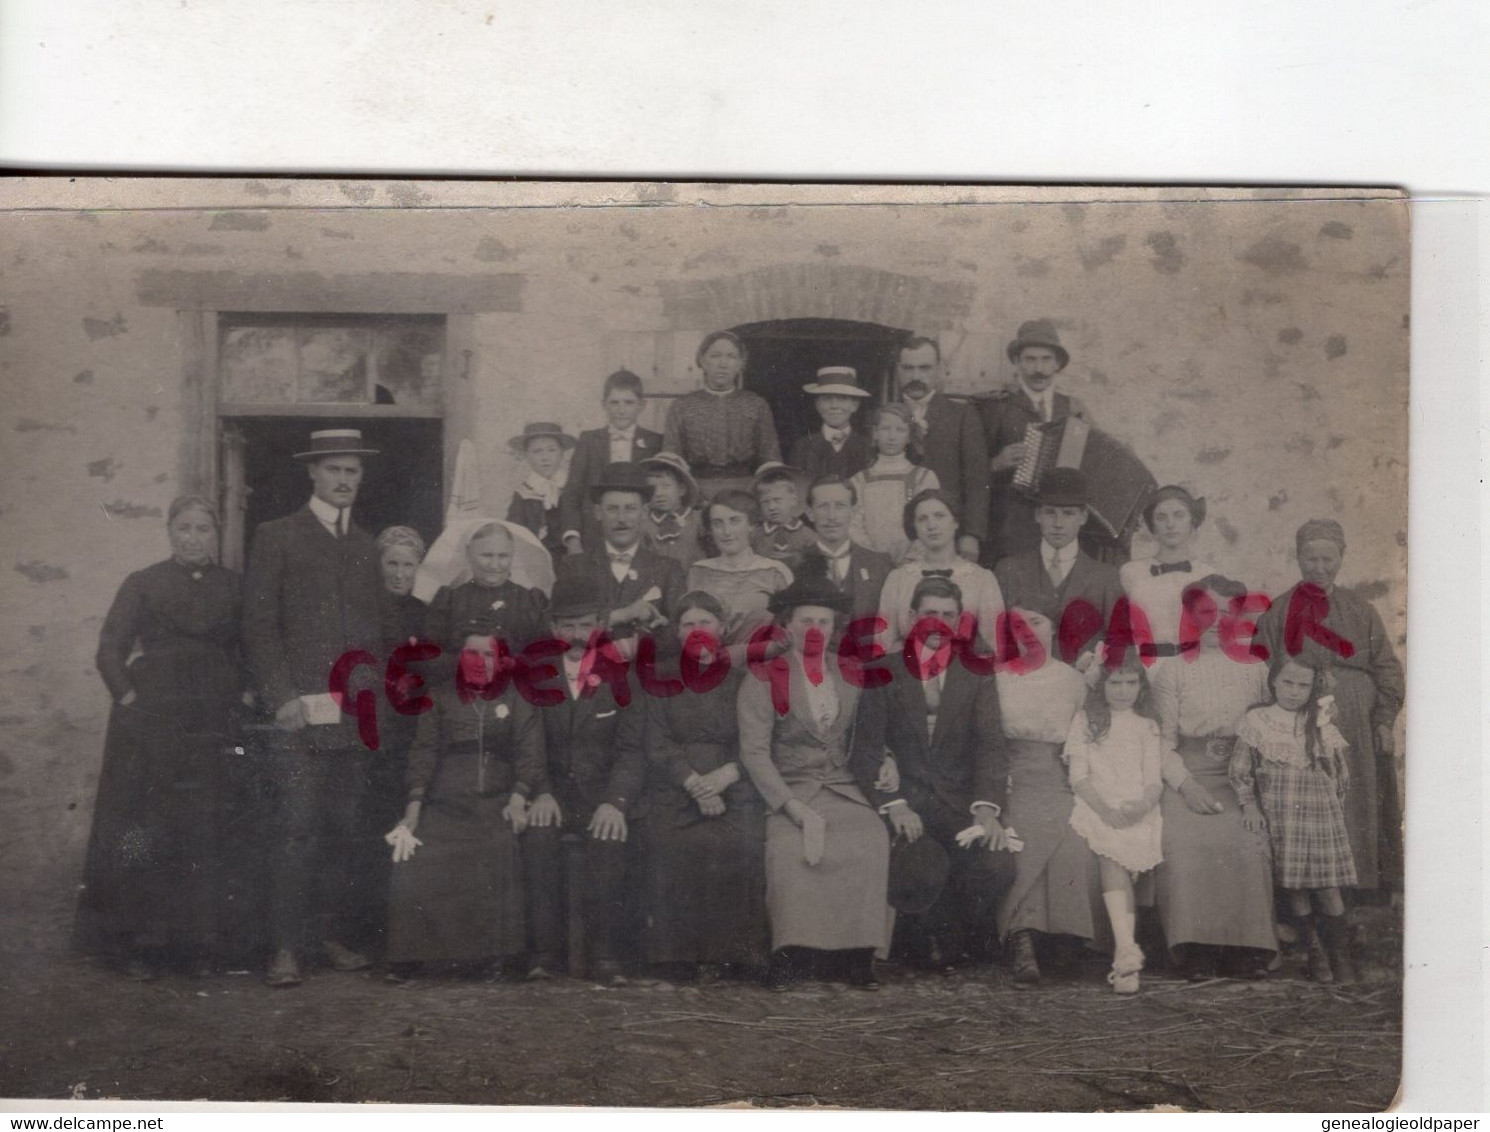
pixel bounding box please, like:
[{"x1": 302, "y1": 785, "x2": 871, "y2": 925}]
[
  {"x1": 644, "y1": 804, "x2": 768, "y2": 966},
  {"x1": 386, "y1": 771, "x2": 525, "y2": 966},
  {"x1": 75, "y1": 698, "x2": 234, "y2": 956}
]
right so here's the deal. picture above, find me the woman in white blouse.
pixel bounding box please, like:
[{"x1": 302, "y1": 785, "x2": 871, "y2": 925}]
[{"x1": 1118, "y1": 485, "x2": 1218, "y2": 661}]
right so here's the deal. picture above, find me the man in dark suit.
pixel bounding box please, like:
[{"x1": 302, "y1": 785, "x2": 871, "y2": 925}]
[
  {"x1": 241, "y1": 428, "x2": 399, "y2": 988},
  {"x1": 558, "y1": 368, "x2": 664, "y2": 555},
  {"x1": 856, "y1": 576, "x2": 1008, "y2": 968},
  {"x1": 804, "y1": 475, "x2": 891, "y2": 624},
  {"x1": 897, "y1": 336, "x2": 990, "y2": 560},
  {"x1": 559, "y1": 462, "x2": 685, "y2": 649},
  {"x1": 977, "y1": 319, "x2": 1094, "y2": 565},
  {"x1": 993, "y1": 467, "x2": 1121, "y2": 665},
  {"x1": 522, "y1": 574, "x2": 648, "y2": 986}
]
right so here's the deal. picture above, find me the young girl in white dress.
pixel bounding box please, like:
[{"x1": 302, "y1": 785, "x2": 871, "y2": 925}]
[{"x1": 1066, "y1": 655, "x2": 1164, "y2": 994}]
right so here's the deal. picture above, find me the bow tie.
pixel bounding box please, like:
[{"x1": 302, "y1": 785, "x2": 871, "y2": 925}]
[
  {"x1": 819, "y1": 543, "x2": 851, "y2": 559},
  {"x1": 1151, "y1": 560, "x2": 1192, "y2": 576},
  {"x1": 650, "y1": 511, "x2": 682, "y2": 540},
  {"x1": 764, "y1": 520, "x2": 803, "y2": 535},
  {"x1": 921, "y1": 568, "x2": 954, "y2": 578},
  {"x1": 824, "y1": 426, "x2": 850, "y2": 445},
  {"x1": 609, "y1": 430, "x2": 633, "y2": 443},
  {"x1": 607, "y1": 548, "x2": 636, "y2": 564}
]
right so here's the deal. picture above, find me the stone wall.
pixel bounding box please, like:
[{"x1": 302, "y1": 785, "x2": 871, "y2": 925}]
[{"x1": 0, "y1": 183, "x2": 1408, "y2": 947}]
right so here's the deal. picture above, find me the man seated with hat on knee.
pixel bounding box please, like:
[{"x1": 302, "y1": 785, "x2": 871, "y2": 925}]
[
  {"x1": 979, "y1": 318, "x2": 1094, "y2": 565},
  {"x1": 993, "y1": 466, "x2": 1121, "y2": 666},
  {"x1": 788, "y1": 366, "x2": 875, "y2": 481}
]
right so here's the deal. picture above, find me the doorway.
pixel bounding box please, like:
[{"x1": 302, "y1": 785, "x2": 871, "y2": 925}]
[
  {"x1": 221, "y1": 417, "x2": 445, "y2": 567},
  {"x1": 731, "y1": 319, "x2": 911, "y2": 458}
]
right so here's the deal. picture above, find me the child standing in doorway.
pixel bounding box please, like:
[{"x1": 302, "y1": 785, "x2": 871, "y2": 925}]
[
  {"x1": 1233, "y1": 655, "x2": 1357, "y2": 983},
  {"x1": 1066, "y1": 656, "x2": 1164, "y2": 994}
]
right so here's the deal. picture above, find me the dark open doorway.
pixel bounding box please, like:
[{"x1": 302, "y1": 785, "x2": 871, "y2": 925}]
[
  {"x1": 731, "y1": 319, "x2": 912, "y2": 458},
  {"x1": 222, "y1": 417, "x2": 445, "y2": 565}
]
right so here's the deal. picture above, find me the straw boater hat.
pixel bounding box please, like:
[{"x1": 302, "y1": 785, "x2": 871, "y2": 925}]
[
  {"x1": 803, "y1": 366, "x2": 871, "y2": 398},
  {"x1": 292, "y1": 428, "x2": 380, "y2": 460},
  {"x1": 508, "y1": 421, "x2": 577, "y2": 455},
  {"x1": 1005, "y1": 319, "x2": 1070, "y2": 369},
  {"x1": 588, "y1": 461, "x2": 655, "y2": 503},
  {"x1": 638, "y1": 451, "x2": 700, "y2": 510}
]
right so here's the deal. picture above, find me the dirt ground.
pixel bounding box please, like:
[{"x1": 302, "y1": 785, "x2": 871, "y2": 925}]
[{"x1": 1, "y1": 914, "x2": 1401, "y2": 1112}]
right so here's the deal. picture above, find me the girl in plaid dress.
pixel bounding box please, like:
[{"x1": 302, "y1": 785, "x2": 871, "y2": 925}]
[{"x1": 1232, "y1": 655, "x2": 1357, "y2": 983}]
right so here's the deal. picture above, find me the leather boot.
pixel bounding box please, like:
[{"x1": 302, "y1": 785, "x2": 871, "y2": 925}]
[
  {"x1": 1319, "y1": 914, "x2": 1357, "y2": 985},
  {"x1": 1011, "y1": 930, "x2": 1041, "y2": 987},
  {"x1": 266, "y1": 948, "x2": 303, "y2": 988},
  {"x1": 1301, "y1": 915, "x2": 1333, "y2": 984}
]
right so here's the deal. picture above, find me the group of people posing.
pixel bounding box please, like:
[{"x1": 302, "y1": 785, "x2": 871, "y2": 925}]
[{"x1": 76, "y1": 321, "x2": 1405, "y2": 1000}]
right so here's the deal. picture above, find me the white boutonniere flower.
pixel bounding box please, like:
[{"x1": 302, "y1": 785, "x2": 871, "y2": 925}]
[
  {"x1": 625, "y1": 568, "x2": 639, "y2": 582},
  {"x1": 859, "y1": 567, "x2": 869, "y2": 582},
  {"x1": 494, "y1": 703, "x2": 511, "y2": 720},
  {"x1": 584, "y1": 672, "x2": 602, "y2": 689},
  {"x1": 636, "y1": 437, "x2": 649, "y2": 449},
  {"x1": 490, "y1": 600, "x2": 506, "y2": 613}
]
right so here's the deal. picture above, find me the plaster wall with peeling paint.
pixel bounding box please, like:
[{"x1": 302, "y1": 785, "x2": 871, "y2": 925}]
[{"x1": 0, "y1": 184, "x2": 1409, "y2": 948}]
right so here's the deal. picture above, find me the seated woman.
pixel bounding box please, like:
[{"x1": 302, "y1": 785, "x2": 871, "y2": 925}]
[
  {"x1": 623, "y1": 590, "x2": 769, "y2": 982},
  {"x1": 737, "y1": 560, "x2": 890, "y2": 991},
  {"x1": 687, "y1": 491, "x2": 793, "y2": 655},
  {"x1": 663, "y1": 330, "x2": 782, "y2": 498},
  {"x1": 878, "y1": 489, "x2": 1004, "y2": 652},
  {"x1": 1150, "y1": 575, "x2": 1277, "y2": 980},
  {"x1": 76, "y1": 496, "x2": 245, "y2": 980},
  {"x1": 987, "y1": 609, "x2": 1107, "y2": 986},
  {"x1": 422, "y1": 520, "x2": 551, "y2": 657},
  {"x1": 383, "y1": 632, "x2": 544, "y2": 981}
]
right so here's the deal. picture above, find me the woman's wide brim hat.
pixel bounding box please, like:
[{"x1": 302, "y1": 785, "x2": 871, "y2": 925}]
[
  {"x1": 803, "y1": 365, "x2": 871, "y2": 398},
  {"x1": 292, "y1": 428, "x2": 380, "y2": 460},
  {"x1": 412, "y1": 518, "x2": 555, "y2": 604},
  {"x1": 1005, "y1": 318, "x2": 1070, "y2": 369},
  {"x1": 638, "y1": 451, "x2": 700, "y2": 509},
  {"x1": 888, "y1": 835, "x2": 952, "y2": 914},
  {"x1": 766, "y1": 553, "x2": 852, "y2": 615},
  {"x1": 508, "y1": 421, "x2": 578, "y2": 455},
  {"x1": 589, "y1": 461, "x2": 655, "y2": 503}
]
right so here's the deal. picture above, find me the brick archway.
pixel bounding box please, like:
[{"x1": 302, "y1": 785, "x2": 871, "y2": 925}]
[{"x1": 659, "y1": 263, "x2": 973, "y2": 333}]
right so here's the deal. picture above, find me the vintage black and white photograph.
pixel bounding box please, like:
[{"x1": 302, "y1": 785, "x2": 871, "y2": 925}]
[{"x1": 0, "y1": 180, "x2": 1409, "y2": 1111}]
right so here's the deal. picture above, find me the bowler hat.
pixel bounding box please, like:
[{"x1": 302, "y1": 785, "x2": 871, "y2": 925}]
[
  {"x1": 1037, "y1": 467, "x2": 1091, "y2": 508},
  {"x1": 588, "y1": 461, "x2": 655, "y2": 503},
  {"x1": 548, "y1": 572, "x2": 607, "y2": 620},
  {"x1": 508, "y1": 422, "x2": 577, "y2": 455},
  {"x1": 887, "y1": 834, "x2": 952, "y2": 914},
  {"x1": 766, "y1": 552, "x2": 851, "y2": 615},
  {"x1": 638, "y1": 451, "x2": 700, "y2": 509},
  {"x1": 1005, "y1": 319, "x2": 1070, "y2": 369},
  {"x1": 803, "y1": 366, "x2": 871, "y2": 399},
  {"x1": 291, "y1": 428, "x2": 380, "y2": 461}
]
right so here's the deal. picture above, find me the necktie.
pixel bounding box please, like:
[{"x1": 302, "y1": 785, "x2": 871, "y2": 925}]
[
  {"x1": 1151, "y1": 560, "x2": 1192, "y2": 576},
  {"x1": 1046, "y1": 549, "x2": 1067, "y2": 588},
  {"x1": 336, "y1": 509, "x2": 347, "y2": 538},
  {"x1": 1041, "y1": 397, "x2": 1051, "y2": 423}
]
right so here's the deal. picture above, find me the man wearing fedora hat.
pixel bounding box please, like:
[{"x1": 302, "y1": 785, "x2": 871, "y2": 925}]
[
  {"x1": 788, "y1": 366, "x2": 874, "y2": 482},
  {"x1": 978, "y1": 319, "x2": 1094, "y2": 565},
  {"x1": 557, "y1": 461, "x2": 685, "y2": 648},
  {"x1": 894, "y1": 337, "x2": 989, "y2": 561},
  {"x1": 558, "y1": 368, "x2": 664, "y2": 557},
  {"x1": 242, "y1": 428, "x2": 400, "y2": 988},
  {"x1": 855, "y1": 576, "x2": 1009, "y2": 970},
  {"x1": 521, "y1": 572, "x2": 649, "y2": 984},
  {"x1": 994, "y1": 467, "x2": 1122, "y2": 663}
]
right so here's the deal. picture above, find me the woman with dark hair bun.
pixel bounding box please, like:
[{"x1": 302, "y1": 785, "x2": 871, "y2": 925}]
[
  {"x1": 621, "y1": 590, "x2": 768, "y2": 983},
  {"x1": 76, "y1": 495, "x2": 246, "y2": 980},
  {"x1": 1118, "y1": 485, "x2": 1218, "y2": 663},
  {"x1": 663, "y1": 330, "x2": 782, "y2": 498}
]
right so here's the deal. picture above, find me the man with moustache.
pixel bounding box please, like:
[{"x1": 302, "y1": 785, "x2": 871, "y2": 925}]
[
  {"x1": 558, "y1": 462, "x2": 686, "y2": 650},
  {"x1": 978, "y1": 319, "x2": 1094, "y2": 565},
  {"x1": 896, "y1": 336, "x2": 989, "y2": 562},
  {"x1": 242, "y1": 429, "x2": 398, "y2": 988}
]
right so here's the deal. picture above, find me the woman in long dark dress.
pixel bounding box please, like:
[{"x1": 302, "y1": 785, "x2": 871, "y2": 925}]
[
  {"x1": 75, "y1": 496, "x2": 244, "y2": 980},
  {"x1": 627, "y1": 590, "x2": 768, "y2": 982}
]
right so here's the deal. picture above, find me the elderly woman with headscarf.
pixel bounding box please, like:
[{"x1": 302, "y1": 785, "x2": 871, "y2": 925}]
[
  {"x1": 420, "y1": 520, "x2": 553, "y2": 657},
  {"x1": 1255, "y1": 519, "x2": 1405, "y2": 904},
  {"x1": 663, "y1": 330, "x2": 782, "y2": 498},
  {"x1": 75, "y1": 495, "x2": 246, "y2": 980}
]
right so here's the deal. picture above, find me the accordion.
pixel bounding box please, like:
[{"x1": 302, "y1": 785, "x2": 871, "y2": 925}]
[{"x1": 1012, "y1": 416, "x2": 1157, "y2": 538}]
